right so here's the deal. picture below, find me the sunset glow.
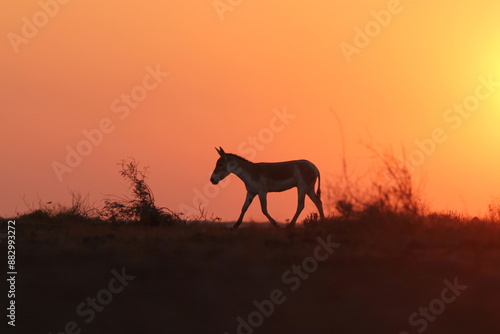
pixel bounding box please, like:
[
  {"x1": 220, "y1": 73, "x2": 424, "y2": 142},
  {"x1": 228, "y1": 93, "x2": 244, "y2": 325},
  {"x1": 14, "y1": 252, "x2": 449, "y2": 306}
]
[{"x1": 2, "y1": 0, "x2": 500, "y2": 221}]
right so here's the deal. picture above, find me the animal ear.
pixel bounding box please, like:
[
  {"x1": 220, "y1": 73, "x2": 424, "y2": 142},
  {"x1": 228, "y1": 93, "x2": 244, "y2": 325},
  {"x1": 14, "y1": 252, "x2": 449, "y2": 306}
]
[
  {"x1": 219, "y1": 147, "x2": 226, "y2": 156},
  {"x1": 215, "y1": 147, "x2": 226, "y2": 158}
]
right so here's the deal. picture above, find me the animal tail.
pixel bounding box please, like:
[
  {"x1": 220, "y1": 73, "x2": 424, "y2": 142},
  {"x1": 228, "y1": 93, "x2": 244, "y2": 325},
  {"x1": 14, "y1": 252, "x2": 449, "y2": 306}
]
[{"x1": 316, "y1": 171, "x2": 322, "y2": 200}]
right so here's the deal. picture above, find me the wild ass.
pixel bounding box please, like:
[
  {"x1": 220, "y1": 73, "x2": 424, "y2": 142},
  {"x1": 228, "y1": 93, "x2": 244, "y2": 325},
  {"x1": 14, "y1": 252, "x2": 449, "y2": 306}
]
[{"x1": 210, "y1": 147, "x2": 325, "y2": 228}]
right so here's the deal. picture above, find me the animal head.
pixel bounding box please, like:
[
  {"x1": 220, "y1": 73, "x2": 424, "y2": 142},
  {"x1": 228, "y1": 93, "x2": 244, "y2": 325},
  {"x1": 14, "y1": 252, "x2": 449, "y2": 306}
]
[{"x1": 210, "y1": 147, "x2": 236, "y2": 185}]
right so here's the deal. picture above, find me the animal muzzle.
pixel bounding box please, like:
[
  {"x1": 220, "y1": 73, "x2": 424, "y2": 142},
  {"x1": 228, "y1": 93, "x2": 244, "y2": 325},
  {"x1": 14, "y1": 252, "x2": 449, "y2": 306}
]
[{"x1": 210, "y1": 175, "x2": 219, "y2": 185}]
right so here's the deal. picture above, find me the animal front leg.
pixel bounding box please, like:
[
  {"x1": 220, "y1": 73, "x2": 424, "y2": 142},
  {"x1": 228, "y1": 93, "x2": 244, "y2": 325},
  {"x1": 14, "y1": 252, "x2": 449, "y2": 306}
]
[
  {"x1": 233, "y1": 192, "x2": 256, "y2": 229},
  {"x1": 258, "y1": 193, "x2": 279, "y2": 228}
]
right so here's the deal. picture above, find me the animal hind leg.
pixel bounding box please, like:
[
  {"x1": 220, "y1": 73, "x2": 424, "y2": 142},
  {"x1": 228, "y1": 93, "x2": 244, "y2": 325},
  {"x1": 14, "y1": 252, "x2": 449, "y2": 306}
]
[{"x1": 307, "y1": 187, "x2": 325, "y2": 220}]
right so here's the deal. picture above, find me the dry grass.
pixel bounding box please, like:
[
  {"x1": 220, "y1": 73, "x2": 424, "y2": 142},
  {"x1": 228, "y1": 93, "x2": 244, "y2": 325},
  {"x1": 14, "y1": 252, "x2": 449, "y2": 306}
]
[{"x1": 7, "y1": 212, "x2": 500, "y2": 334}]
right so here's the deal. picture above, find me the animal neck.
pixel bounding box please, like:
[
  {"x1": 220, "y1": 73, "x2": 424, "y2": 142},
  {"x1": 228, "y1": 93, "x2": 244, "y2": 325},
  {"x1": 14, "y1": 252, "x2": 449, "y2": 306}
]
[{"x1": 227, "y1": 156, "x2": 254, "y2": 183}]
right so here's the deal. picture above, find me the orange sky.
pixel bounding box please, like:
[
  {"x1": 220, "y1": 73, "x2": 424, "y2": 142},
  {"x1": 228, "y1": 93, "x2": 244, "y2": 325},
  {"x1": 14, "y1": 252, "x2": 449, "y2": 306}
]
[{"x1": 2, "y1": 0, "x2": 500, "y2": 221}]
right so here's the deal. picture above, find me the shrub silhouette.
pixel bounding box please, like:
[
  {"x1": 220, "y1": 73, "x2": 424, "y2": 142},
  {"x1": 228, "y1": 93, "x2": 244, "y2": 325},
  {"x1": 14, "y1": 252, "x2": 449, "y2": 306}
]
[
  {"x1": 322, "y1": 121, "x2": 423, "y2": 220},
  {"x1": 100, "y1": 159, "x2": 181, "y2": 225},
  {"x1": 18, "y1": 191, "x2": 96, "y2": 223}
]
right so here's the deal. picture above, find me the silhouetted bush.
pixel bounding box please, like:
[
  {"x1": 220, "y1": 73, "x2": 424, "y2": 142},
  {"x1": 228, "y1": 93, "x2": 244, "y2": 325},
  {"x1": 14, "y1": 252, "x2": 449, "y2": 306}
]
[
  {"x1": 100, "y1": 159, "x2": 183, "y2": 226},
  {"x1": 324, "y1": 145, "x2": 423, "y2": 221},
  {"x1": 18, "y1": 191, "x2": 97, "y2": 223}
]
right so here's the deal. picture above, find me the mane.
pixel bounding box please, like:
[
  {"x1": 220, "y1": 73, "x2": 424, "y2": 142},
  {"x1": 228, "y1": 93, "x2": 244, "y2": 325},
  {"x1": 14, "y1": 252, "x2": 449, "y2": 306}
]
[{"x1": 226, "y1": 153, "x2": 252, "y2": 163}]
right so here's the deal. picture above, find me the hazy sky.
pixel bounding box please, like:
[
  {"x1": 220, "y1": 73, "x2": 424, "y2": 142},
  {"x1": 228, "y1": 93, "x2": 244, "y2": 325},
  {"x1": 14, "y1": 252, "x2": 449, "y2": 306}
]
[{"x1": 2, "y1": 0, "x2": 500, "y2": 221}]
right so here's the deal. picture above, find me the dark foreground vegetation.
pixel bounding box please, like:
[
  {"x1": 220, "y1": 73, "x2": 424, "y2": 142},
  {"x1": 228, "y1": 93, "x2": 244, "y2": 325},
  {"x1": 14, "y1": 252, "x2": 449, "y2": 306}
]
[
  {"x1": 3, "y1": 158, "x2": 500, "y2": 333},
  {"x1": 3, "y1": 207, "x2": 500, "y2": 334}
]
